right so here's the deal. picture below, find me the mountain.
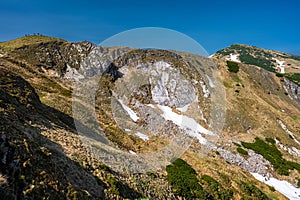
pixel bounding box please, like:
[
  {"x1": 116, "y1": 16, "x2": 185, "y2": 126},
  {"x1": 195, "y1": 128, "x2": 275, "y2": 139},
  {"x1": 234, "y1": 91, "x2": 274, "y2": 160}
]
[{"x1": 1, "y1": 35, "x2": 300, "y2": 199}]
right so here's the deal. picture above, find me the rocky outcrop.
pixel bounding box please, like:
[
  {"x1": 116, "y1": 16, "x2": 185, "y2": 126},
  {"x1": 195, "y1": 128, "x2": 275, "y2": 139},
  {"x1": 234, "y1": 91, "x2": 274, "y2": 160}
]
[
  {"x1": 283, "y1": 78, "x2": 300, "y2": 104},
  {"x1": 11, "y1": 40, "x2": 96, "y2": 77}
]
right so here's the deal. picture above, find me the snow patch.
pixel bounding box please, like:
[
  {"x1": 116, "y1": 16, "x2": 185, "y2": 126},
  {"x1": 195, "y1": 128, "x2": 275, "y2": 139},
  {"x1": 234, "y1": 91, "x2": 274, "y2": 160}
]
[
  {"x1": 177, "y1": 104, "x2": 190, "y2": 112},
  {"x1": 135, "y1": 132, "x2": 149, "y2": 141},
  {"x1": 226, "y1": 53, "x2": 240, "y2": 63},
  {"x1": 275, "y1": 138, "x2": 300, "y2": 157},
  {"x1": 277, "y1": 119, "x2": 300, "y2": 145},
  {"x1": 129, "y1": 150, "x2": 136, "y2": 155},
  {"x1": 206, "y1": 75, "x2": 215, "y2": 88},
  {"x1": 274, "y1": 58, "x2": 285, "y2": 73},
  {"x1": 118, "y1": 99, "x2": 139, "y2": 122},
  {"x1": 251, "y1": 173, "x2": 300, "y2": 200},
  {"x1": 154, "y1": 104, "x2": 214, "y2": 144},
  {"x1": 200, "y1": 81, "x2": 210, "y2": 98}
]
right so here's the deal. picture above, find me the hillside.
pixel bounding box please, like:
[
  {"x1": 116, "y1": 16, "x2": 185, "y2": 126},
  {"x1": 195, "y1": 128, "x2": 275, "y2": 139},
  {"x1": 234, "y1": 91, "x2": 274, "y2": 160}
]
[
  {"x1": 214, "y1": 44, "x2": 300, "y2": 86},
  {"x1": 1, "y1": 35, "x2": 300, "y2": 199}
]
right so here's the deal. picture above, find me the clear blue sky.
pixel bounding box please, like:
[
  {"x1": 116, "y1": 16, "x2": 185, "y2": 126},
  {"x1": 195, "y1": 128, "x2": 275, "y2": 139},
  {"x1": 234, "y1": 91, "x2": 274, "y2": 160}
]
[{"x1": 0, "y1": 0, "x2": 299, "y2": 55}]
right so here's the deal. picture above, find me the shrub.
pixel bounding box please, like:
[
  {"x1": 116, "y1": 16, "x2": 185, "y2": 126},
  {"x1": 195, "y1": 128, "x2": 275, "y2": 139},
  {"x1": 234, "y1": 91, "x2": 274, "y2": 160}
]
[
  {"x1": 268, "y1": 185, "x2": 275, "y2": 192},
  {"x1": 240, "y1": 181, "x2": 268, "y2": 199},
  {"x1": 284, "y1": 73, "x2": 300, "y2": 86},
  {"x1": 200, "y1": 175, "x2": 233, "y2": 200},
  {"x1": 166, "y1": 158, "x2": 206, "y2": 199},
  {"x1": 242, "y1": 137, "x2": 300, "y2": 175},
  {"x1": 276, "y1": 73, "x2": 284, "y2": 77},
  {"x1": 265, "y1": 137, "x2": 275, "y2": 144},
  {"x1": 227, "y1": 61, "x2": 239, "y2": 73},
  {"x1": 237, "y1": 147, "x2": 248, "y2": 155}
]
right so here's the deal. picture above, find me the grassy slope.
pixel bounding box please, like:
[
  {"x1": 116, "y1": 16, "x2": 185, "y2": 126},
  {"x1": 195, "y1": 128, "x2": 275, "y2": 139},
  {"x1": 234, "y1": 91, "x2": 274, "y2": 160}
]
[{"x1": 0, "y1": 35, "x2": 65, "y2": 50}]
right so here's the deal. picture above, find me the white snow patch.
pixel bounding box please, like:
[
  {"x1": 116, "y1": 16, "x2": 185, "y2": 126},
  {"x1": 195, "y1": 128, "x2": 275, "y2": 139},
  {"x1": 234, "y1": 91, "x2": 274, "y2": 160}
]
[
  {"x1": 200, "y1": 81, "x2": 210, "y2": 98},
  {"x1": 274, "y1": 58, "x2": 285, "y2": 73},
  {"x1": 124, "y1": 129, "x2": 131, "y2": 132},
  {"x1": 154, "y1": 104, "x2": 214, "y2": 144},
  {"x1": 129, "y1": 150, "x2": 136, "y2": 155},
  {"x1": 118, "y1": 99, "x2": 139, "y2": 122},
  {"x1": 275, "y1": 138, "x2": 300, "y2": 157},
  {"x1": 147, "y1": 104, "x2": 155, "y2": 108},
  {"x1": 135, "y1": 132, "x2": 149, "y2": 141},
  {"x1": 199, "y1": 109, "x2": 208, "y2": 124},
  {"x1": 277, "y1": 119, "x2": 300, "y2": 145},
  {"x1": 251, "y1": 173, "x2": 300, "y2": 200},
  {"x1": 206, "y1": 75, "x2": 215, "y2": 88},
  {"x1": 177, "y1": 104, "x2": 190, "y2": 112},
  {"x1": 226, "y1": 53, "x2": 240, "y2": 63},
  {"x1": 208, "y1": 54, "x2": 215, "y2": 58}
]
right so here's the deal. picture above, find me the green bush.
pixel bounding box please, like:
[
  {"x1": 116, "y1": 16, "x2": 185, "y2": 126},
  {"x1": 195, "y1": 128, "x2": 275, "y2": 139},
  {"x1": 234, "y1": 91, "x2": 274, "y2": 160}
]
[
  {"x1": 233, "y1": 142, "x2": 241, "y2": 147},
  {"x1": 242, "y1": 137, "x2": 300, "y2": 175},
  {"x1": 239, "y1": 53, "x2": 275, "y2": 72},
  {"x1": 265, "y1": 137, "x2": 275, "y2": 144},
  {"x1": 166, "y1": 158, "x2": 206, "y2": 199},
  {"x1": 240, "y1": 181, "x2": 268, "y2": 199},
  {"x1": 227, "y1": 61, "x2": 239, "y2": 73},
  {"x1": 200, "y1": 175, "x2": 233, "y2": 200},
  {"x1": 284, "y1": 73, "x2": 300, "y2": 86},
  {"x1": 268, "y1": 185, "x2": 275, "y2": 192},
  {"x1": 276, "y1": 73, "x2": 284, "y2": 77},
  {"x1": 237, "y1": 147, "x2": 248, "y2": 155}
]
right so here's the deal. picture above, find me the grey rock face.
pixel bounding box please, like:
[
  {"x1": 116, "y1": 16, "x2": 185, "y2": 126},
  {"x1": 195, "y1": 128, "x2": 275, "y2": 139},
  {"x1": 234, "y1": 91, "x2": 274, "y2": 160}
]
[{"x1": 284, "y1": 78, "x2": 300, "y2": 104}]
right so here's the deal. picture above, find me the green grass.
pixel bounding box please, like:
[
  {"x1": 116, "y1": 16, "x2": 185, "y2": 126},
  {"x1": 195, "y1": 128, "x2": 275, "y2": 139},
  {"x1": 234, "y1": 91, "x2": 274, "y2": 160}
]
[
  {"x1": 38, "y1": 93, "x2": 46, "y2": 98},
  {"x1": 291, "y1": 116, "x2": 298, "y2": 121},
  {"x1": 0, "y1": 35, "x2": 65, "y2": 50},
  {"x1": 242, "y1": 137, "x2": 300, "y2": 175},
  {"x1": 223, "y1": 81, "x2": 233, "y2": 88}
]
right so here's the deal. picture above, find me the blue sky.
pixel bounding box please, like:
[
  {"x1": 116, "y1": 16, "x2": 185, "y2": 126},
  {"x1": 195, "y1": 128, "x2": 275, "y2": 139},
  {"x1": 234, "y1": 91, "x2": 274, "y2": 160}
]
[{"x1": 0, "y1": 0, "x2": 299, "y2": 55}]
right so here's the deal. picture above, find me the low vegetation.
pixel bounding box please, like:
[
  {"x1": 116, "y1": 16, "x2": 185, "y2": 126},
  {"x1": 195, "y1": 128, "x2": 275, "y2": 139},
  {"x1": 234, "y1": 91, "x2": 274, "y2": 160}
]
[
  {"x1": 237, "y1": 147, "x2": 248, "y2": 155},
  {"x1": 166, "y1": 158, "x2": 206, "y2": 199},
  {"x1": 227, "y1": 60, "x2": 239, "y2": 73},
  {"x1": 0, "y1": 34, "x2": 65, "y2": 50},
  {"x1": 284, "y1": 73, "x2": 300, "y2": 86},
  {"x1": 200, "y1": 175, "x2": 233, "y2": 200},
  {"x1": 242, "y1": 137, "x2": 300, "y2": 175},
  {"x1": 239, "y1": 181, "x2": 269, "y2": 200},
  {"x1": 166, "y1": 159, "x2": 233, "y2": 199}
]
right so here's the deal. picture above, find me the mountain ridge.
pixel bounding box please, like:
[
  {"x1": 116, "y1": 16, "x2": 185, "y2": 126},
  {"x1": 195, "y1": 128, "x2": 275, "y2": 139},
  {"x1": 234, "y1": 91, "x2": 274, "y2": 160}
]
[{"x1": 0, "y1": 35, "x2": 300, "y2": 199}]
